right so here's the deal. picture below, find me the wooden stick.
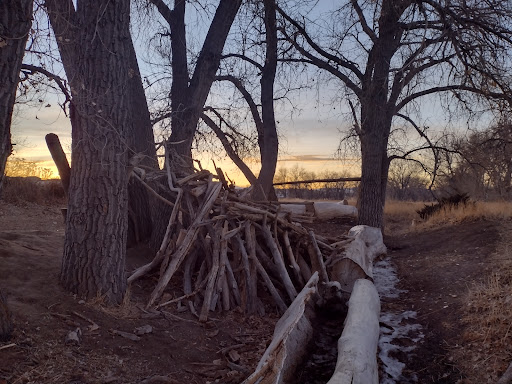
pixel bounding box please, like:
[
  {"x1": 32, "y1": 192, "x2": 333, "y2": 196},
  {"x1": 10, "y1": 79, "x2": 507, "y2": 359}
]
[
  {"x1": 199, "y1": 223, "x2": 223, "y2": 322},
  {"x1": 246, "y1": 224, "x2": 260, "y2": 314},
  {"x1": 177, "y1": 169, "x2": 211, "y2": 186},
  {"x1": 221, "y1": 274, "x2": 230, "y2": 311},
  {"x1": 45, "y1": 133, "x2": 71, "y2": 197},
  {"x1": 235, "y1": 231, "x2": 255, "y2": 313},
  {"x1": 182, "y1": 250, "x2": 199, "y2": 315},
  {"x1": 132, "y1": 172, "x2": 178, "y2": 209},
  {"x1": 216, "y1": 221, "x2": 230, "y2": 311},
  {"x1": 252, "y1": 254, "x2": 287, "y2": 314},
  {"x1": 308, "y1": 230, "x2": 329, "y2": 283},
  {"x1": 297, "y1": 252, "x2": 312, "y2": 282},
  {"x1": 255, "y1": 243, "x2": 278, "y2": 277},
  {"x1": 283, "y1": 231, "x2": 305, "y2": 286},
  {"x1": 156, "y1": 277, "x2": 208, "y2": 309},
  {"x1": 260, "y1": 223, "x2": 298, "y2": 301},
  {"x1": 0, "y1": 343, "x2": 16, "y2": 351},
  {"x1": 224, "y1": 252, "x2": 241, "y2": 306},
  {"x1": 147, "y1": 183, "x2": 222, "y2": 308}
]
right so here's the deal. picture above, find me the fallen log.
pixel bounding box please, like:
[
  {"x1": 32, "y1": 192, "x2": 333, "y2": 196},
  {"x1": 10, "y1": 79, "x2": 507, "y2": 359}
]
[
  {"x1": 242, "y1": 272, "x2": 319, "y2": 384},
  {"x1": 313, "y1": 201, "x2": 357, "y2": 220},
  {"x1": 329, "y1": 225, "x2": 386, "y2": 292},
  {"x1": 326, "y1": 279, "x2": 380, "y2": 384}
]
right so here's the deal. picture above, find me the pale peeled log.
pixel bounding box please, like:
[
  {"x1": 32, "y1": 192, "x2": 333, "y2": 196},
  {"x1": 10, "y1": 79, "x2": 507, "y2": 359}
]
[
  {"x1": 313, "y1": 202, "x2": 358, "y2": 220},
  {"x1": 347, "y1": 225, "x2": 387, "y2": 261},
  {"x1": 279, "y1": 204, "x2": 307, "y2": 215},
  {"x1": 327, "y1": 279, "x2": 380, "y2": 384}
]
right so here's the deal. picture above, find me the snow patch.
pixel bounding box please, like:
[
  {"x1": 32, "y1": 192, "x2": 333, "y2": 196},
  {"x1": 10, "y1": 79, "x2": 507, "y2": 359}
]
[
  {"x1": 373, "y1": 258, "x2": 406, "y2": 299},
  {"x1": 373, "y1": 257, "x2": 424, "y2": 383}
]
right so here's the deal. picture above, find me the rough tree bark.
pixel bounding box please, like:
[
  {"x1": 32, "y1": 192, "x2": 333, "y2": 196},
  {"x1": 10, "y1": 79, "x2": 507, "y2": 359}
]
[
  {"x1": 57, "y1": 0, "x2": 133, "y2": 304},
  {"x1": 0, "y1": 0, "x2": 34, "y2": 342},
  {"x1": 46, "y1": 0, "x2": 157, "y2": 245}
]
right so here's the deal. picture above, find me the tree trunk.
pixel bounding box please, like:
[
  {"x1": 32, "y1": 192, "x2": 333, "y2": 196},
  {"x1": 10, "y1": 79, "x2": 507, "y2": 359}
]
[
  {"x1": 0, "y1": 0, "x2": 33, "y2": 340},
  {"x1": 252, "y1": 0, "x2": 279, "y2": 202},
  {"x1": 166, "y1": 0, "x2": 242, "y2": 168},
  {"x1": 357, "y1": 4, "x2": 399, "y2": 228},
  {"x1": 45, "y1": 133, "x2": 71, "y2": 196},
  {"x1": 149, "y1": 0, "x2": 241, "y2": 248},
  {"x1": 125, "y1": 34, "x2": 158, "y2": 245},
  {"x1": 0, "y1": 0, "x2": 33, "y2": 194},
  {"x1": 60, "y1": 0, "x2": 132, "y2": 304},
  {"x1": 47, "y1": 0, "x2": 157, "y2": 246},
  {"x1": 357, "y1": 102, "x2": 392, "y2": 228}
]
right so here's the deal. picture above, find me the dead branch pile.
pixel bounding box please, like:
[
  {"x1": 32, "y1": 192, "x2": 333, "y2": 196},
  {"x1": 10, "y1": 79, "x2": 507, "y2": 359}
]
[{"x1": 128, "y1": 166, "x2": 350, "y2": 322}]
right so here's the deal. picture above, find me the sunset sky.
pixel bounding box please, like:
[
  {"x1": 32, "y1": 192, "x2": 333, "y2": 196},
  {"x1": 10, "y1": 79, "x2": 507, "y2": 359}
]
[
  {"x1": 9, "y1": 1, "x2": 477, "y2": 187},
  {"x1": 11, "y1": 98, "x2": 357, "y2": 186}
]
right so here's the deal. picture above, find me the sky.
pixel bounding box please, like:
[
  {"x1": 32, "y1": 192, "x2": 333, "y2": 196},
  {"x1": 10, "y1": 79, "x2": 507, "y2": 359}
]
[
  {"x1": 11, "y1": 98, "x2": 355, "y2": 186},
  {"x1": 7, "y1": 0, "x2": 363, "y2": 186},
  {"x1": 10, "y1": 0, "x2": 485, "y2": 187}
]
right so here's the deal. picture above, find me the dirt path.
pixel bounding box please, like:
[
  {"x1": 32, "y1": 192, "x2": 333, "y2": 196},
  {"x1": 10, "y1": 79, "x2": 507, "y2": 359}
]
[
  {"x1": 0, "y1": 202, "x2": 277, "y2": 384},
  {"x1": 0, "y1": 200, "x2": 504, "y2": 383},
  {"x1": 383, "y1": 219, "x2": 500, "y2": 383}
]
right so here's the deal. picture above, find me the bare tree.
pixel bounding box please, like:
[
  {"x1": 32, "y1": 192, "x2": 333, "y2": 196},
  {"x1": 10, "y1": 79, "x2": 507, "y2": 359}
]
[
  {"x1": 440, "y1": 118, "x2": 512, "y2": 200},
  {"x1": 148, "y1": 0, "x2": 242, "y2": 170},
  {"x1": 278, "y1": 0, "x2": 512, "y2": 227},
  {"x1": 0, "y1": 0, "x2": 34, "y2": 342},
  {"x1": 202, "y1": 0, "x2": 280, "y2": 200}
]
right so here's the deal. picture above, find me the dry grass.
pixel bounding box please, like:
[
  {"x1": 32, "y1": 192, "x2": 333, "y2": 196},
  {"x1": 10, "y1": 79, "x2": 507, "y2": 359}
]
[
  {"x1": 384, "y1": 200, "x2": 512, "y2": 234},
  {"x1": 421, "y1": 201, "x2": 512, "y2": 224},
  {"x1": 385, "y1": 199, "x2": 512, "y2": 382},
  {"x1": 1, "y1": 177, "x2": 65, "y2": 205},
  {"x1": 384, "y1": 200, "x2": 426, "y2": 234},
  {"x1": 452, "y1": 224, "x2": 512, "y2": 383}
]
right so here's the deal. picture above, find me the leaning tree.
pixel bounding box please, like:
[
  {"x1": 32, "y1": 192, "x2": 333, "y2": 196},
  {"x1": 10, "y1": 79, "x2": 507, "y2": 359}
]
[
  {"x1": 0, "y1": 0, "x2": 34, "y2": 341},
  {"x1": 279, "y1": 0, "x2": 512, "y2": 227}
]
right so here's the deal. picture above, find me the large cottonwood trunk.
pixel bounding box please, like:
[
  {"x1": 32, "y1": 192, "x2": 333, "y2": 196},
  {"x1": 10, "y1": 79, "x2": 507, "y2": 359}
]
[
  {"x1": 125, "y1": 34, "x2": 158, "y2": 245},
  {"x1": 357, "y1": 3, "x2": 399, "y2": 228},
  {"x1": 358, "y1": 125, "x2": 389, "y2": 228},
  {"x1": 0, "y1": 0, "x2": 33, "y2": 194},
  {"x1": 60, "y1": 0, "x2": 132, "y2": 304},
  {"x1": 47, "y1": 0, "x2": 157, "y2": 246}
]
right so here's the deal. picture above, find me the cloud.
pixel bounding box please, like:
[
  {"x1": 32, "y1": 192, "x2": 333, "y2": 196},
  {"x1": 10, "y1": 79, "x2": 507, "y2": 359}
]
[{"x1": 279, "y1": 154, "x2": 337, "y2": 162}]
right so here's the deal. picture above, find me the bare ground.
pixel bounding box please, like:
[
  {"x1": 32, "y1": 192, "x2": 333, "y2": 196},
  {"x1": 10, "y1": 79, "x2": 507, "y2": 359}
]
[{"x1": 0, "y1": 200, "x2": 508, "y2": 383}]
